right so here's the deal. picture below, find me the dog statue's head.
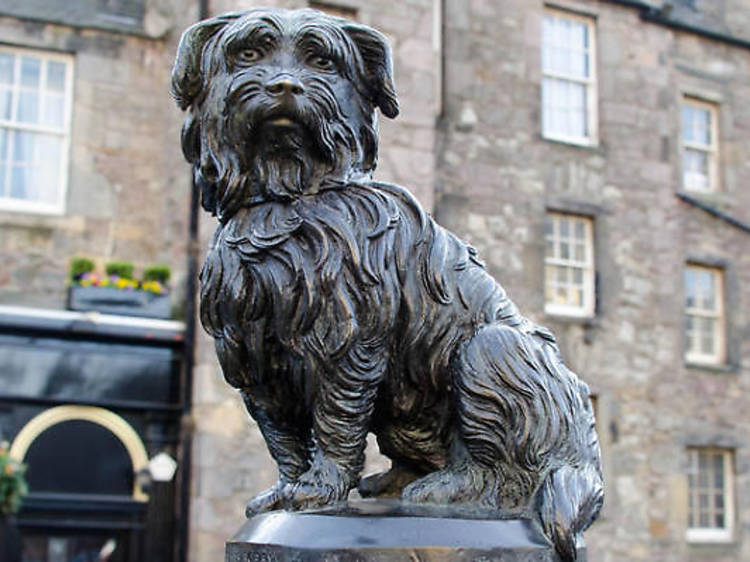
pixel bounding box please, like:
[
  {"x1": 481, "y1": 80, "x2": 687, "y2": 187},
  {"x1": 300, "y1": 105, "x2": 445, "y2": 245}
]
[{"x1": 171, "y1": 8, "x2": 399, "y2": 221}]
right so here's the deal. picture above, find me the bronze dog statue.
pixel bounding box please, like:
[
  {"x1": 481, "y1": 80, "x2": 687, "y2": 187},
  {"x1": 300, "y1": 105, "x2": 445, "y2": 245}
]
[{"x1": 172, "y1": 8, "x2": 603, "y2": 560}]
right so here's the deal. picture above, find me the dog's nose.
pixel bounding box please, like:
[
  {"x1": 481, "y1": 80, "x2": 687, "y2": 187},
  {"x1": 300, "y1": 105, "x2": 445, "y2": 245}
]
[{"x1": 265, "y1": 75, "x2": 305, "y2": 96}]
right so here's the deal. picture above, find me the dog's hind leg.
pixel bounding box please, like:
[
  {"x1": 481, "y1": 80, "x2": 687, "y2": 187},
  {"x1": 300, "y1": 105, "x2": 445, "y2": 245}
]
[
  {"x1": 403, "y1": 324, "x2": 550, "y2": 510},
  {"x1": 404, "y1": 323, "x2": 601, "y2": 561}
]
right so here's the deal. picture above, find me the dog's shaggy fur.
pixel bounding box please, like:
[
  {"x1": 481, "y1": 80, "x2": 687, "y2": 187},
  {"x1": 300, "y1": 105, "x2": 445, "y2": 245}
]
[{"x1": 172, "y1": 8, "x2": 603, "y2": 560}]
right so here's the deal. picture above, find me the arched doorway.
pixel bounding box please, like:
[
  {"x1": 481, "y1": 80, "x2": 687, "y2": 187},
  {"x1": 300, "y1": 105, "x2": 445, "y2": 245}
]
[
  {"x1": 10, "y1": 406, "x2": 151, "y2": 562},
  {"x1": 10, "y1": 406, "x2": 149, "y2": 501}
]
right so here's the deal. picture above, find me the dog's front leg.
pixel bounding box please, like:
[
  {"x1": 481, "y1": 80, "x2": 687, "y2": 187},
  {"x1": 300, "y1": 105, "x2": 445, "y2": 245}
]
[
  {"x1": 241, "y1": 390, "x2": 311, "y2": 516},
  {"x1": 283, "y1": 347, "x2": 386, "y2": 511}
]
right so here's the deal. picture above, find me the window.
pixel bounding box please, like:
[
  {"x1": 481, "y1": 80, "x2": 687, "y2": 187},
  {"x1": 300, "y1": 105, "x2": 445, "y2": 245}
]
[
  {"x1": 0, "y1": 47, "x2": 73, "y2": 214},
  {"x1": 681, "y1": 98, "x2": 718, "y2": 192},
  {"x1": 541, "y1": 10, "x2": 597, "y2": 145},
  {"x1": 544, "y1": 213, "x2": 595, "y2": 317},
  {"x1": 684, "y1": 265, "x2": 724, "y2": 365},
  {"x1": 687, "y1": 448, "x2": 734, "y2": 542}
]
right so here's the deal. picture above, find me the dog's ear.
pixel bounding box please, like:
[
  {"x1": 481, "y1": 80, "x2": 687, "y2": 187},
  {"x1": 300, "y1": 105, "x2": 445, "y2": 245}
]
[
  {"x1": 342, "y1": 23, "x2": 399, "y2": 119},
  {"x1": 171, "y1": 13, "x2": 241, "y2": 110}
]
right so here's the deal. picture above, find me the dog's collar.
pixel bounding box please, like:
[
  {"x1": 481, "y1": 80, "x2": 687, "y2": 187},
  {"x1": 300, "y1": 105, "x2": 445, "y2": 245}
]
[{"x1": 240, "y1": 175, "x2": 371, "y2": 210}]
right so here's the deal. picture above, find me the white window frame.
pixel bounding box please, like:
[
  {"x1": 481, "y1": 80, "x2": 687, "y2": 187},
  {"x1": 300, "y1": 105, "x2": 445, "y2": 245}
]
[
  {"x1": 544, "y1": 212, "x2": 595, "y2": 318},
  {"x1": 541, "y1": 8, "x2": 598, "y2": 146},
  {"x1": 686, "y1": 447, "x2": 734, "y2": 543},
  {"x1": 0, "y1": 46, "x2": 74, "y2": 215},
  {"x1": 681, "y1": 96, "x2": 719, "y2": 193},
  {"x1": 684, "y1": 265, "x2": 725, "y2": 365}
]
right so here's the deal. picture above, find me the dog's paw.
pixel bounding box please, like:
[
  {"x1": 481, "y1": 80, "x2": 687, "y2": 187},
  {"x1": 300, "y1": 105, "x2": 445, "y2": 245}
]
[
  {"x1": 282, "y1": 456, "x2": 351, "y2": 511},
  {"x1": 245, "y1": 482, "x2": 285, "y2": 517},
  {"x1": 359, "y1": 466, "x2": 422, "y2": 498},
  {"x1": 402, "y1": 463, "x2": 496, "y2": 505},
  {"x1": 402, "y1": 469, "x2": 459, "y2": 504}
]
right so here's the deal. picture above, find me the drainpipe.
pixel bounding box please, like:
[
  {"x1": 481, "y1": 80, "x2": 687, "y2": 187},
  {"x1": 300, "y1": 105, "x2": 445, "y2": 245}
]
[{"x1": 176, "y1": 1, "x2": 209, "y2": 561}]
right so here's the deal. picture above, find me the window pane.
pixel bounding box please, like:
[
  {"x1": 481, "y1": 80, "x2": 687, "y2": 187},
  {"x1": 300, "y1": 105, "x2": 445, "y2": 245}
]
[
  {"x1": 542, "y1": 78, "x2": 586, "y2": 138},
  {"x1": 574, "y1": 243, "x2": 585, "y2": 261},
  {"x1": 713, "y1": 453, "x2": 724, "y2": 478},
  {"x1": 694, "y1": 106, "x2": 710, "y2": 144},
  {"x1": 699, "y1": 493, "x2": 708, "y2": 508},
  {"x1": 573, "y1": 267, "x2": 583, "y2": 284},
  {"x1": 699, "y1": 512, "x2": 710, "y2": 527},
  {"x1": 0, "y1": 87, "x2": 11, "y2": 120},
  {"x1": 10, "y1": 165, "x2": 29, "y2": 199},
  {"x1": 46, "y1": 61, "x2": 66, "y2": 92},
  {"x1": 43, "y1": 93, "x2": 64, "y2": 128},
  {"x1": 572, "y1": 288, "x2": 583, "y2": 306},
  {"x1": 701, "y1": 273, "x2": 716, "y2": 310},
  {"x1": 683, "y1": 149, "x2": 709, "y2": 191},
  {"x1": 574, "y1": 220, "x2": 585, "y2": 239},
  {"x1": 682, "y1": 105, "x2": 694, "y2": 142},
  {"x1": 0, "y1": 53, "x2": 13, "y2": 84},
  {"x1": 559, "y1": 216, "x2": 569, "y2": 237},
  {"x1": 545, "y1": 213, "x2": 594, "y2": 314},
  {"x1": 560, "y1": 241, "x2": 570, "y2": 259},
  {"x1": 17, "y1": 91, "x2": 39, "y2": 124},
  {"x1": 545, "y1": 239, "x2": 554, "y2": 258},
  {"x1": 20, "y1": 56, "x2": 41, "y2": 88},
  {"x1": 684, "y1": 148, "x2": 708, "y2": 175},
  {"x1": 543, "y1": 14, "x2": 589, "y2": 79},
  {"x1": 682, "y1": 100, "x2": 716, "y2": 193},
  {"x1": 34, "y1": 134, "x2": 62, "y2": 205},
  {"x1": 0, "y1": 49, "x2": 71, "y2": 210},
  {"x1": 5, "y1": 131, "x2": 61, "y2": 204},
  {"x1": 12, "y1": 130, "x2": 33, "y2": 163},
  {"x1": 688, "y1": 449, "x2": 732, "y2": 531},
  {"x1": 556, "y1": 286, "x2": 567, "y2": 304}
]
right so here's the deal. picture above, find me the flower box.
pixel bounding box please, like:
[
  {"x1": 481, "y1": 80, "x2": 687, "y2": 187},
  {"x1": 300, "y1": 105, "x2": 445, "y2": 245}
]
[{"x1": 67, "y1": 286, "x2": 172, "y2": 319}]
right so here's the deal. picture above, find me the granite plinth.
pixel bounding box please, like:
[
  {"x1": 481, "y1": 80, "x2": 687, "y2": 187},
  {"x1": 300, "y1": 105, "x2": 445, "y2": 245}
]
[{"x1": 225, "y1": 500, "x2": 585, "y2": 561}]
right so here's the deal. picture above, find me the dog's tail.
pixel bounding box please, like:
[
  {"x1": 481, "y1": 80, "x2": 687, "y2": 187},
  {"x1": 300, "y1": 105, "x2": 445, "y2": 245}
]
[{"x1": 538, "y1": 463, "x2": 604, "y2": 562}]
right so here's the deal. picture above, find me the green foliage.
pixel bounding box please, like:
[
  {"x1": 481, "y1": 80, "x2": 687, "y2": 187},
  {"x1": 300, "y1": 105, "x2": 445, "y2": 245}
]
[
  {"x1": 142, "y1": 265, "x2": 171, "y2": 284},
  {"x1": 105, "y1": 261, "x2": 135, "y2": 280},
  {"x1": 69, "y1": 256, "x2": 95, "y2": 281},
  {"x1": 0, "y1": 442, "x2": 28, "y2": 516}
]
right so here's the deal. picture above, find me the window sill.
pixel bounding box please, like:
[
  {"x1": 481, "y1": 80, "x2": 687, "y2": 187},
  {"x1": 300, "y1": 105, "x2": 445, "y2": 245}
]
[
  {"x1": 544, "y1": 310, "x2": 597, "y2": 325},
  {"x1": 684, "y1": 361, "x2": 737, "y2": 374},
  {"x1": 540, "y1": 133, "x2": 601, "y2": 151},
  {"x1": 686, "y1": 529, "x2": 734, "y2": 544},
  {"x1": 0, "y1": 200, "x2": 66, "y2": 216}
]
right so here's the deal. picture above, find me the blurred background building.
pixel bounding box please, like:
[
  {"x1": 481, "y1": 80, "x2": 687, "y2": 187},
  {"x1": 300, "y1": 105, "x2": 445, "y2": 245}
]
[{"x1": 0, "y1": 0, "x2": 749, "y2": 561}]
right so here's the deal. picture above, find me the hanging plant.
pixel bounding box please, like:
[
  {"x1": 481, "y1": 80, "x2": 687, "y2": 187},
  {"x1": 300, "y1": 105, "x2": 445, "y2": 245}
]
[{"x1": 0, "y1": 442, "x2": 27, "y2": 516}]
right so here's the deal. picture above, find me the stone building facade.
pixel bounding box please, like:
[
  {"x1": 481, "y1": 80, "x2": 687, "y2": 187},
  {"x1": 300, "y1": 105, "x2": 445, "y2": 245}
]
[
  {"x1": 2, "y1": 1, "x2": 750, "y2": 562},
  {"x1": 435, "y1": 2, "x2": 750, "y2": 561}
]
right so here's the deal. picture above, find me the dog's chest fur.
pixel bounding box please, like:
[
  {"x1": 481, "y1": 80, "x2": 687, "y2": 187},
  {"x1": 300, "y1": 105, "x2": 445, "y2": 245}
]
[{"x1": 199, "y1": 182, "x2": 519, "y2": 393}]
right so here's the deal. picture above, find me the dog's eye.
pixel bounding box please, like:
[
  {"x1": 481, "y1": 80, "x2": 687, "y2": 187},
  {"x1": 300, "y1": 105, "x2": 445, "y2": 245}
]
[
  {"x1": 237, "y1": 48, "x2": 263, "y2": 64},
  {"x1": 308, "y1": 55, "x2": 336, "y2": 72}
]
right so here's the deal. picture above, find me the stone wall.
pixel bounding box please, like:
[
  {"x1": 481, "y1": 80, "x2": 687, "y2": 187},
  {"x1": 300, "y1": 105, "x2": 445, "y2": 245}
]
[
  {"x1": 436, "y1": 1, "x2": 750, "y2": 560},
  {"x1": 0, "y1": 0, "x2": 196, "y2": 312}
]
